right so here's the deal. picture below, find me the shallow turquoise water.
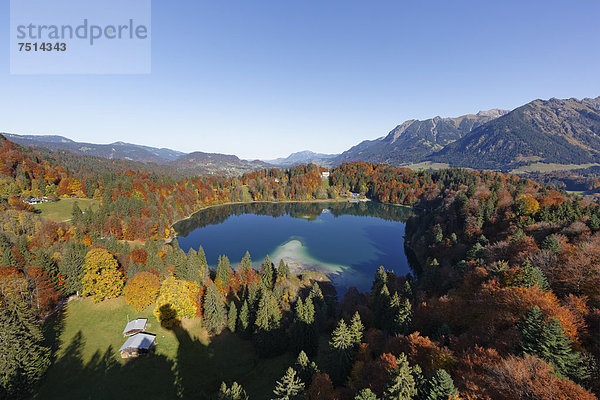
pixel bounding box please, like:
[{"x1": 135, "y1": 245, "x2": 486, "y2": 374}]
[{"x1": 174, "y1": 202, "x2": 411, "y2": 293}]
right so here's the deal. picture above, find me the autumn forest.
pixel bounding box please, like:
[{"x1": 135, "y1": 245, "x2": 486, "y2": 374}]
[{"x1": 1, "y1": 134, "x2": 599, "y2": 400}]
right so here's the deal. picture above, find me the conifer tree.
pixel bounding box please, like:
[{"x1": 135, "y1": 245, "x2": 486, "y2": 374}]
[
  {"x1": 171, "y1": 242, "x2": 189, "y2": 281},
  {"x1": 422, "y1": 369, "x2": 458, "y2": 400},
  {"x1": 277, "y1": 259, "x2": 290, "y2": 281},
  {"x1": 0, "y1": 298, "x2": 50, "y2": 399},
  {"x1": 390, "y1": 294, "x2": 412, "y2": 335},
  {"x1": 291, "y1": 297, "x2": 319, "y2": 356},
  {"x1": 355, "y1": 389, "x2": 379, "y2": 400},
  {"x1": 59, "y1": 242, "x2": 87, "y2": 295},
  {"x1": 349, "y1": 311, "x2": 364, "y2": 347},
  {"x1": 261, "y1": 255, "x2": 274, "y2": 289},
  {"x1": 515, "y1": 259, "x2": 549, "y2": 290},
  {"x1": 374, "y1": 284, "x2": 391, "y2": 330},
  {"x1": 218, "y1": 381, "x2": 249, "y2": 400},
  {"x1": 295, "y1": 350, "x2": 320, "y2": 385},
  {"x1": 238, "y1": 299, "x2": 250, "y2": 334},
  {"x1": 254, "y1": 290, "x2": 283, "y2": 357},
  {"x1": 255, "y1": 290, "x2": 282, "y2": 332},
  {"x1": 195, "y1": 245, "x2": 210, "y2": 282},
  {"x1": 382, "y1": 353, "x2": 417, "y2": 400},
  {"x1": 217, "y1": 255, "x2": 232, "y2": 287},
  {"x1": 71, "y1": 201, "x2": 82, "y2": 224},
  {"x1": 228, "y1": 301, "x2": 238, "y2": 333},
  {"x1": 1, "y1": 246, "x2": 16, "y2": 267},
  {"x1": 519, "y1": 306, "x2": 588, "y2": 381},
  {"x1": 238, "y1": 251, "x2": 252, "y2": 284},
  {"x1": 184, "y1": 249, "x2": 202, "y2": 284},
  {"x1": 372, "y1": 266, "x2": 387, "y2": 295},
  {"x1": 272, "y1": 367, "x2": 305, "y2": 400},
  {"x1": 204, "y1": 281, "x2": 226, "y2": 334},
  {"x1": 328, "y1": 319, "x2": 354, "y2": 384}
]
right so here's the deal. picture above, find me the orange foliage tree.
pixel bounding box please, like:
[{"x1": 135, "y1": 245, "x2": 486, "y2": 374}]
[{"x1": 124, "y1": 271, "x2": 160, "y2": 311}]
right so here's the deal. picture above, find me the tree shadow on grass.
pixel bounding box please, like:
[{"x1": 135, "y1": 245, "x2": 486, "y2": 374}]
[{"x1": 37, "y1": 323, "x2": 178, "y2": 400}]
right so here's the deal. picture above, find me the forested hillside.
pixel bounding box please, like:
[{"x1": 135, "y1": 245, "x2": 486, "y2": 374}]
[{"x1": 431, "y1": 97, "x2": 600, "y2": 169}]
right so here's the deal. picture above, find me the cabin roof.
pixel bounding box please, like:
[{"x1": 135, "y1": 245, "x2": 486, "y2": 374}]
[
  {"x1": 122, "y1": 318, "x2": 147, "y2": 335},
  {"x1": 119, "y1": 332, "x2": 155, "y2": 352}
]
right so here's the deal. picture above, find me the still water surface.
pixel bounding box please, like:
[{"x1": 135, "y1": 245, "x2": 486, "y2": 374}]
[{"x1": 174, "y1": 202, "x2": 411, "y2": 293}]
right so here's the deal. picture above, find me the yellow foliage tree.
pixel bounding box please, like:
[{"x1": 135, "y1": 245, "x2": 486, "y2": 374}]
[
  {"x1": 81, "y1": 248, "x2": 124, "y2": 303},
  {"x1": 124, "y1": 272, "x2": 161, "y2": 311},
  {"x1": 153, "y1": 276, "x2": 200, "y2": 328},
  {"x1": 518, "y1": 194, "x2": 540, "y2": 215}
]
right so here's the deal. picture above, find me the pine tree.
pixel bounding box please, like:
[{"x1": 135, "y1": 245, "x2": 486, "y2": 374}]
[
  {"x1": 204, "y1": 281, "x2": 226, "y2": 334},
  {"x1": 228, "y1": 301, "x2": 238, "y2": 333},
  {"x1": 390, "y1": 293, "x2": 412, "y2": 335},
  {"x1": 1, "y1": 246, "x2": 16, "y2": 267},
  {"x1": 291, "y1": 297, "x2": 318, "y2": 356},
  {"x1": 254, "y1": 290, "x2": 283, "y2": 357},
  {"x1": 238, "y1": 299, "x2": 250, "y2": 334},
  {"x1": 238, "y1": 251, "x2": 252, "y2": 284},
  {"x1": 382, "y1": 353, "x2": 417, "y2": 400},
  {"x1": 255, "y1": 290, "x2": 282, "y2": 331},
  {"x1": 184, "y1": 249, "x2": 202, "y2": 284},
  {"x1": 277, "y1": 259, "x2": 290, "y2": 281},
  {"x1": 374, "y1": 284, "x2": 391, "y2": 330},
  {"x1": 261, "y1": 255, "x2": 274, "y2": 289},
  {"x1": 196, "y1": 245, "x2": 210, "y2": 282},
  {"x1": 423, "y1": 369, "x2": 458, "y2": 400},
  {"x1": 514, "y1": 259, "x2": 549, "y2": 290},
  {"x1": 272, "y1": 367, "x2": 305, "y2": 400},
  {"x1": 218, "y1": 381, "x2": 249, "y2": 400},
  {"x1": 295, "y1": 350, "x2": 320, "y2": 385},
  {"x1": 328, "y1": 319, "x2": 354, "y2": 384},
  {"x1": 349, "y1": 311, "x2": 364, "y2": 346},
  {"x1": 519, "y1": 306, "x2": 588, "y2": 381},
  {"x1": 59, "y1": 243, "x2": 87, "y2": 295},
  {"x1": 71, "y1": 201, "x2": 82, "y2": 224},
  {"x1": 217, "y1": 255, "x2": 232, "y2": 287},
  {"x1": 372, "y1": 266, "x2": 387, "y2": 295},
  {"x1": 0, "y1": 298, "x2": 50, "y2": 399},
  {"x1": 171, "y1": 242, "x2": 189, "y2": 281},
  {"x1": 355, "y1": 389, "x2": 379, "y2": 400}
]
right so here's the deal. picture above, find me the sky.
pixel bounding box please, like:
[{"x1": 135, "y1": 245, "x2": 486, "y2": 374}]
[{"x1": 1, "y1": 0, "x2": 599, "y2": 160}]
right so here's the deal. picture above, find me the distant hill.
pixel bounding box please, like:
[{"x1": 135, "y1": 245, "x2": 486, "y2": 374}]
[
  {"x1": 430, "y1": 97, "x2": 600, "y2": 170},
  {"x1": 3, "y1": 133, "x2": 185, "y2": 164},
  {"x1": 266, "y1": 150, "x2": 338, "y2": 167},
  {"x1": 334, "y1": 109, "x2": 508, "y2": 165},
  {"x1": 172, "y1": 151, "x2": 270, "y2": 175}
]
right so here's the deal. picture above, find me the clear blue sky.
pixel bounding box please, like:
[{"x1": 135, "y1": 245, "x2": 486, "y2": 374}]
[{"x1": 1, "y1": 1, "x2": 599, "y2": 159}]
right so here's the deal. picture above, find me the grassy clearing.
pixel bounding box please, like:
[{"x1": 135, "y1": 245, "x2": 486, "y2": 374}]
[
  {"x1": 510, "y1": 162, "x2": 600, "y2": 173},
  {"x1": 404, "y1": 161, "x2": 451, "y2": 171},
  {"x1": 36, "y1": 297, "x2": 295, "y2": 400},
  {"x1": 34, "y1": 198, "x2": 100, "y2": 222}
]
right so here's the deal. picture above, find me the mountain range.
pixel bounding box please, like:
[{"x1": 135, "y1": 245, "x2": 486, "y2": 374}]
[
  {"x1": 3, "y1": 133, "x2": 185, "y2": 164},
  {"x1": 4, "y1": 96, "x2": 600, "y2": 174},
  {"x1": 265, "y1": 151, "x2": 338, "y2": 167},
  {"x1": 335, "y1": 109, "x2": 509, "y2": 165}
]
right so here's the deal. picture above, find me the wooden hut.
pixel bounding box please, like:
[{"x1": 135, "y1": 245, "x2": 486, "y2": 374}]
[
  {"x1": 119, "y1": 333, "x2": 156, "y2": 358},
  {"x1": 122, "y1": 318, "x2": 147, "y2": 336}
]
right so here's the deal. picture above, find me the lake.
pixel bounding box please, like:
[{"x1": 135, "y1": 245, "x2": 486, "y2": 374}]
[{"x1": 174, "y1": 201, "x2": 412, "y2": 294}]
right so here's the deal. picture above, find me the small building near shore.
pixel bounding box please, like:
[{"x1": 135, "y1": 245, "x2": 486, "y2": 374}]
[
  {"x1": 122, "y1": 318, "x2": 148, "y2": 336},
  {"x1": 119, "y1": 332, "x2": 156, "y2": 358}
]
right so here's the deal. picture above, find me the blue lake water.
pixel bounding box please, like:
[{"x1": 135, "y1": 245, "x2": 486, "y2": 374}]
[{"x1": 174, "y1": 202, "x2": 411, "y2": 294}]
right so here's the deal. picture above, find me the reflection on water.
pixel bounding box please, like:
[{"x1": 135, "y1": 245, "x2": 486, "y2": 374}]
[{"x1": 174, "y1": 202, "x2": 412, "y2": 293}]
